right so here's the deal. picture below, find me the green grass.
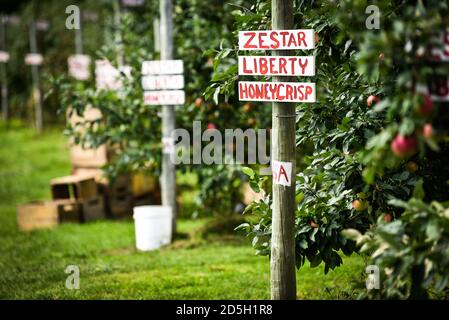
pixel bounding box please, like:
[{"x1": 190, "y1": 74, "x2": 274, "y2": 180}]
[{"x1": 0, "y1": 123, "x2": 365, "y2": 299}]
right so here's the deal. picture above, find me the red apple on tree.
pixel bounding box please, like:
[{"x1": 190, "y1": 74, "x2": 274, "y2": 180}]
[
  {"x1": 422, "y1": 123, "x2": 433, "y2": 138},
  {"x1": 309, "y1": 220, "x2": 319, "y2": 228},
  {"x1": 194, "y1": 97, "x2": 203, "y2": 108},
  {"x1": 352, "y1": 199, "x2": 368, "y2": 211},
  {"x1": 383, "y1": 213, "x2": 393, "y2": 223},
  {"x1": 243, "y1": 103, "x2": 252, "y2": 113},
  {"x1": 405, "y1": 161, "x2": 418, "y2": 173},
  {"x1": 314, "y1": 32, "x2": 319, "y2": 44},
  {"x1": 418, "y1": 95, "x2": 433, "y2": 115},
  {"x1": 367, "y1": 95, "x2": 380, "y2": 107},
  {"x1": 391, "y1": 134, "x2": 418, "y2": 158},
  {"x1": 207, "y1": 123, "x2": 217, "y2": 130},
  {"x1": 247, "y1": 118, "x2": 256, "y2": 126}
]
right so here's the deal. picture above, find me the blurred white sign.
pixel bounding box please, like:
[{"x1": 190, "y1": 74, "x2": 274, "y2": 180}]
[
  {"x1": 0, "y1": 51, "x2": 10, "y2": 63},
  {"x1": 416, "y1": 80, "x2": 449, "y2": 102},
  {"x1": 122, "y1": 0, "x2": 145, "y2": 6},
  {"x1": 142, "y1": 75, "x2": 184, "y2": 90},
  {"x1": 82, "y1": 11, "x2": 99, "y2": 22},
  {"x1": 25, "y1": 53, "x2": 43, "y2": 66},
  {"x1": 35, "y1": 20, "x2": 50, "y2": 31},
  {"x1": 6, "y1": 15, "x2": 21, "y2": 26},
  {"x1": 68, "y1": 54, "x2": 91, "y2": 80},
  {"x1": 141, "y1": 60, "x2": 183, "y2": 75},
  {"x1": 141, "y1": 59, "x2": 185, "y2": 105},
  {"x1": 95, "y1": 59, "x2": 132, "y2": 90},
  {"x1": 144, "y1": 90, "x2": 185, "y2": 105},
  {"x1": 429, "y1": 32, "x2": 449, "y2": 62}
]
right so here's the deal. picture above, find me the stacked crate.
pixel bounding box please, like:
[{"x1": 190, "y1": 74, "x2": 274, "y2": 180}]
[
  {"x1": 16, "y1": 174, "x2": 104, "y2": 231},
  {"x1": 68, "y1": 107, "x2": 134, "y2": 218},
  {"x1": 68, "y1": 107, "x2": 109, "y2": 170},
  {"x1": 50, "y1": 175, "x2": 105, "y2": 222},
  {"x1": 99, "y1": 174, "x2": 133, "y2": 218},
  {"x1": 17, "y1": 200, "x2": 81, "y2": 231}
]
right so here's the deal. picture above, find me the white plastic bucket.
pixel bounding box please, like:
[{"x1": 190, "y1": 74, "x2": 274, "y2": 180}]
[{"x1": 133, "y1": 206, "x2": 173, "y2": 251}]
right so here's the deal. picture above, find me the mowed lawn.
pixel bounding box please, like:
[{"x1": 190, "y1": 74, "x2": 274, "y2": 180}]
[{"x1": 0, "y1": 122, "x2": 365, "y2": 299}]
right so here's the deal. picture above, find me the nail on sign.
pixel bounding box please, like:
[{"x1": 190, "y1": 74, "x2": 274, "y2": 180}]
[
  {"x1": 239, "y1": 56, "x2": 315, "y2": 76},
  {"x1": 239, "y1": 81, "x2": 315, "y2": 103},
  {"x1": 25, "y1": 53, "x2": 43, "y2": 66},
  {"x1": 272, "y1": 160, "x2": 292, "y2": 187},
  {"x1": 239, "y1": 30, "x2": 314, "y2": 51}
]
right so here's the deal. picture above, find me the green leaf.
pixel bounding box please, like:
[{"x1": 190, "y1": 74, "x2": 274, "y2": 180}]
[
  {"x1": 341, "y1": 228, "x2": 362, "y2": 241},
  {"x1": 413, "y1": 179, "x2": 425, "y2": 200},
  {"x1": 241, "y1": 167, "x2": 255, "y2": 178}
]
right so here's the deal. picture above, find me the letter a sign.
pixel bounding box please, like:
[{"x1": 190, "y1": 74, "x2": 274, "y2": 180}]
[{"x1": 272, "y1": 160, "x2": 292, "y2": 187}]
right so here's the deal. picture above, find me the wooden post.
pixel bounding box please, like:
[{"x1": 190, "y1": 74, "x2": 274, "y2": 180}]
[
  {"x1": 0, "y1": 14, "x2": 8, "y2": 122},
  {"x1": 29, "y1": 20, "x2": 43, "y2": 134},
  {"x1": 159, "y1": 0, "x2": 177, "y2": 238},
  {"x1": 113, "y1": 0, "x2": 124, "y2": 66},
  {"x1": 75, "y1": 8, "x2": 83, "y2": 55},
  {"x1": 270, "y1": 0, "x2": 297, "y2": 300}
]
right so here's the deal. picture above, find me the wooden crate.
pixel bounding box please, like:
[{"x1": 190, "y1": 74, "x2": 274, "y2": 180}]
[
  {"x1": 67, "y1": 107, "x2": 110, "y2": 169},
  {"x1": 55, "y1": 200, "x2": 83, "y2": 223},
  {"x1": 50, "y1": 175, "x2": 98, "y2": 201},
  {"x1": 131, "y1": 172, "x2": 158, "y2": 198},
  {"x1": 81, "y1": 196, "x2": 105, "y2": 222},
  {"x1": 90, "y1": 173, "x2": 132, "y2": 218},
  {"x1": 17, "y1": 200, "x2": 82, "y2": 231},
  {"x1": 69, "y1": 145, "x2": 109, "y2": 169},
  {"x1": 108, "y1": 193, "x2": 133, "y2": 218},
  {"x1": 72, "y1": 167, "x2": 105, "y2": 183}
]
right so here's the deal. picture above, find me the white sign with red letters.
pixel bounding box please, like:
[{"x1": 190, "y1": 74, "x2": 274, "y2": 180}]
[
  {"x1": 141, "y1": 59, "x2": 185, "y2": 105},
  {"x1": 95, "y1": 59, "x2": 132, "y2": 91},
  {"x1": 416, "y1": 81, "x2": 449, "y2": 102},
  {"x1": 141, "y1": 60, "x2": 184, "y2": 75},
  {"x1": 272, "y1": 160, "x2": 293, "y2": 187},
  {"x1": 239, "y1": 56, "x2": 315, "y2": 76},
  {"x1": 239, "y1": 29, "x2": 314, "y2": 51},
  {"x1": 25, "y1": 53, "x2": 43, "y2": 66},
  {"x1": 142, "y1": 74, "x2": 184, "y2": 90},
  {"x1": 239, "y1": 81, "x2": 315, "y2": 103},
  {"x1": 68, "y1": 54, "x2": 91, "y2": 80},
  {"x1": 238, "y1": 29, "x2": 316, "y2": 103},
  {"x1": 144, "y1": 90, "x2": 185, "y2": 106}
]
